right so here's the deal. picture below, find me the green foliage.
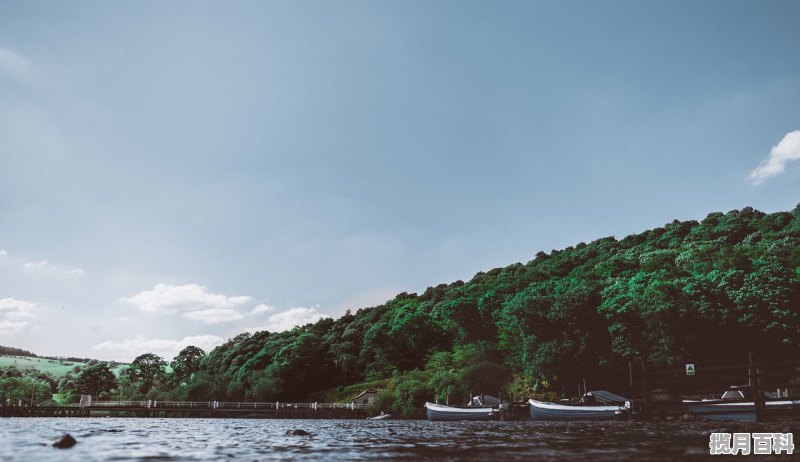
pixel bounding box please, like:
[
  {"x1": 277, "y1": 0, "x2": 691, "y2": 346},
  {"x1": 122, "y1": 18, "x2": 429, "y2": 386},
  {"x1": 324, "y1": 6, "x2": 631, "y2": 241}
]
[
  {"x1": 74, "y1": 364, "x2": 117, "y2": 397},
  {"x1": 126, "y1": 353, "x2": 167, "y2": 394},
  {"x1": 170, "y1": 346, "x2": 205, "y2": 385},
  {"x1": 368, "y1": 390, "x2": 396, "y2": 414},
  {"x1": 391, "y1": 370, "x2": 433, "y2": 418},
  {"x1": 0, "y1": 355, "x2": 127, "y2": 378},
  {"x1": 457, "y1": 362, "x2": 510, "y2": 396},
  {"x1": 103, "y1": 204, "x2": 800, "y2": 409},
  {"x1": 0, "y1": 369, "x2": 53, "y2": 405}
]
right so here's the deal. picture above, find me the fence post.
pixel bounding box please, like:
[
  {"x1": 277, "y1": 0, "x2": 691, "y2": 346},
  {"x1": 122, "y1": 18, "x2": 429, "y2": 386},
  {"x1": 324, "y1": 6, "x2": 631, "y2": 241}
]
[
  {"x1": 749, "y1": 352, "x2": 765, "y2": 422},
  {"x1": 628, "y1": 361, "x2": 633, "y2": 389},
  {"x1": 641, "y1": 359, "x2": 648, "y2": 418}
]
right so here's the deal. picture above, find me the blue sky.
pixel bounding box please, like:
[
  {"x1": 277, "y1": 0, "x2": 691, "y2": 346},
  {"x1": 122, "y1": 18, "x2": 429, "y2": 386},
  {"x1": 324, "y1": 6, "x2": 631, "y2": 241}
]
[{"x1": 1, "y1": 0, "x2": 798, "y2": 361}]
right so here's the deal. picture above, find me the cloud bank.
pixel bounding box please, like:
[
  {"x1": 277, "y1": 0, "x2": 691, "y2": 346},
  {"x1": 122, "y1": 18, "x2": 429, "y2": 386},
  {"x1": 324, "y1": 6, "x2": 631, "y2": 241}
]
[
  {"x1": 0, "y1": 297, "x2": 37, "y2": 335},
  {"x1": 247, "y1": 306, "x2": 329, "y2": 333},
  {"x1": 749, "y1": 130, "x2": 800, "y2": 185},
  {"x1": 122, "y1": 284, "x2": 251, "y2": 324},
  {"x1": 249, "y1": 304, "x2": 275, "y2": 315},
  {"x1": 91, "y1": 334, "x2": 226, "y2": 362},
  {"x1": 183, "y1": 308, "x2": 244, "y2": 324}
]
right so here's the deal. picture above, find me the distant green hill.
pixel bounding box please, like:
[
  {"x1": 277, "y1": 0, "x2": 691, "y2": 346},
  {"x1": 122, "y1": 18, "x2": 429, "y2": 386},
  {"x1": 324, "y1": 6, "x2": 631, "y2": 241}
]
[
  {"x1": 179, "y1": 204, "x2": 800, "y2": 417},
  {"x1": 0, "y1": 355, "x2": 128, "y2": 378}
]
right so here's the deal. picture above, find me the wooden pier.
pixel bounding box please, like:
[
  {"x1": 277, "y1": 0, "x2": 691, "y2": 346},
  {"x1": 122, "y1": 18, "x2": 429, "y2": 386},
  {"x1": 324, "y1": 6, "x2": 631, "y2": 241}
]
[{"x1": 628, "y1": 352, "x2": 800, "y2": 421}]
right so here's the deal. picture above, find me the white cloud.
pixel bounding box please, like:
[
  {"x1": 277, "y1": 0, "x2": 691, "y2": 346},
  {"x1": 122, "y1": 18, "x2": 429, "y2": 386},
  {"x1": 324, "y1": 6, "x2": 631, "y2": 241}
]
[
  {"x1": 0, "y1": 320, "x2": 28, "y2": 335},
  {"x1": 183, "y1": 308, "x2": 244, "y2": 324},
  {"x1": 0, "y1": 46, "x2": 36, "y2": 86},
  {"x1": 246, "y1": 306, "x2": 329, "y2": 333},
  {"x1": 749, "y1": 130, "x2": 800, "y2": 185},
  {"x1": 91, "y1": 334, "x2": 226, "y2": 362},
  {"x1": 0, "y1": 298, "x2": 37, "y2": 335},
  {"x1": 121, "y1": 284, "x2": 251, "y2": 314},
  {"x1": 23, "y1": 260, "x2": 51, "y2": 270},
  {"x1": 0, "y1": 250, "x2": 7, "y2": 256},
  {"x1": 249, "y1": 304, "x2": 275, "y2": 315},
  {"x1": 22, "y1": 259, "x2": 86, "y2": 277},
  {"x1": 0, "y1": 297, "x2": 37, "y2": 319}
]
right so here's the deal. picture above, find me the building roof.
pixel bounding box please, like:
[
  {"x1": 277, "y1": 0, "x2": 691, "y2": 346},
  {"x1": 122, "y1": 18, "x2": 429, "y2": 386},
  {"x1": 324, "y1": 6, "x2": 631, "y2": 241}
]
[{"x1": 352, "y1": 389, "x2": 377, "y2": 400}]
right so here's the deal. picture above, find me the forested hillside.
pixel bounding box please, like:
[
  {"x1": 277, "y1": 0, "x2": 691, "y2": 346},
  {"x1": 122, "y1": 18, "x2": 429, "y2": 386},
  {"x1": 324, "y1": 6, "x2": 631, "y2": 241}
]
[
  {"x1": 164, "y1": 205, "x2": 800, "y2": 414},
  {"x1": 7, "y1": 205, "x2": 799, "y2": 416}
]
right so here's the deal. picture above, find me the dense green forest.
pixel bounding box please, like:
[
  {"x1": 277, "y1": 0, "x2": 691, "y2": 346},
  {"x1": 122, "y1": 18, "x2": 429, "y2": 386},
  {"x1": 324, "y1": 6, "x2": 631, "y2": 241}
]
[{"x1": 4, "y1": 205, "x2": 800, "y2": 416}]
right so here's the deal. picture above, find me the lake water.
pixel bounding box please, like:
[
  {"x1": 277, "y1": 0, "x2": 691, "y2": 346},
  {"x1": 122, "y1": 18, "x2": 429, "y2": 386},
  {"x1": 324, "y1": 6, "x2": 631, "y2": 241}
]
[{"x1": 1, "y1": 417, "x2": 797, "y2": 461}]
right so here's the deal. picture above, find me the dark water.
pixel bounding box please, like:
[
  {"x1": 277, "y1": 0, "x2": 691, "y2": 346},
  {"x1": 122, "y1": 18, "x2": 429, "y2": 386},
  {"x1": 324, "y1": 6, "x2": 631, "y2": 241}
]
[{"x1": 1, "y1": 417, "x2": 797, "y2": 461}]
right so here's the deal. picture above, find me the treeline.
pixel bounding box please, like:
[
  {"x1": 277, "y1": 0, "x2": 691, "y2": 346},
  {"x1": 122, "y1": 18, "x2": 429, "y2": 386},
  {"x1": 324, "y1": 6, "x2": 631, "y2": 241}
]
[
  {"x1": 0, "y1": 345, "x2": 97, "y2": 364},
  {"x1": 0, "y1": 346, "x2": 38, "y2": 357},
  {"x1": 6, "y1": 205, "x2": 800, "y2": 417},
  {"x1": 42, "y1": 356, "x2": 98, "y2": 363},
  {"x1": 0, "y1": 352, "x2": 189, "y2": 406}
]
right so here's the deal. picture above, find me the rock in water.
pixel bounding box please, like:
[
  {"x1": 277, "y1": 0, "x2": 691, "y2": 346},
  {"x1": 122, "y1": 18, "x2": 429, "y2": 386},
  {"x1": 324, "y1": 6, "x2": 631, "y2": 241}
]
[
  {"x1": 52, "y1": 434, "x2": 77, "y2": 448},
  {"x1": 285, "y1": 429, "x2": 311, "y2": 437}
]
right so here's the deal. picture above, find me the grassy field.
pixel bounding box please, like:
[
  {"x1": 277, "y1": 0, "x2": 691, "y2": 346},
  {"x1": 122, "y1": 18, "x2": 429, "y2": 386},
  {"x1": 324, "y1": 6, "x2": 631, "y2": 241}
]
[{"x1": 0, "y1": 355, "x2": 129, "y2": 377}]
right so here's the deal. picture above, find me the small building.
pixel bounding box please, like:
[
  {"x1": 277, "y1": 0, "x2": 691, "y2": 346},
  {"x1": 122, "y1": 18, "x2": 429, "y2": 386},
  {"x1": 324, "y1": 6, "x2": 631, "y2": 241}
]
[{"x1": 352, "y1": 389, "x2": 378, "y2": 406}]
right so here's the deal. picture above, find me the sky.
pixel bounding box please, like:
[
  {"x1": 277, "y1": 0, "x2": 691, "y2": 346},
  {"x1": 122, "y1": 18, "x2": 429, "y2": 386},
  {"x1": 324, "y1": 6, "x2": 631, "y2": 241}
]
[{"x1": 1, "y1": 0, "x2": 799, "y2": 362}]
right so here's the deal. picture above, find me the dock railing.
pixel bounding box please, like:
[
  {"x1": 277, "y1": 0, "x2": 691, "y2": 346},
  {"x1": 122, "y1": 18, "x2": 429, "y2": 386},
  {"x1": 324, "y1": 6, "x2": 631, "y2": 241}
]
[
  {"x1": 74, "y1": 400, "x2": 368, "y2": 410},
  {"x1": 628, "y1": 351, "x2": 800, "y2": 421}
]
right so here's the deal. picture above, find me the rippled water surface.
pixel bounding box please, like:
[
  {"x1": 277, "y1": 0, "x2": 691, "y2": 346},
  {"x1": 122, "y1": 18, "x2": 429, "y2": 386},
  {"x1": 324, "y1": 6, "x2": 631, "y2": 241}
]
[{"x1": 1, "y1": 417, "x2": 797, "y2": 461}]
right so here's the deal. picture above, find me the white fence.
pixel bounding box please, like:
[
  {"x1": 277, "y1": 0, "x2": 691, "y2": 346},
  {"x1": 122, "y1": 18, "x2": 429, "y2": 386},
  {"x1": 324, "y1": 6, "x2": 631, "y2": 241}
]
[{"x1": 83, "y1": 400, "x2": 368, "y2": 410}]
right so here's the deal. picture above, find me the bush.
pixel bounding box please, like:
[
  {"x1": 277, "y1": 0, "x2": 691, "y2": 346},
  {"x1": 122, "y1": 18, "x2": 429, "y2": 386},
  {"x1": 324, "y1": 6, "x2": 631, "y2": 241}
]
[
  {"x1": 392, "y1": 370, "x2": 433, "y2": 418},
  {"x1": 368, "y1": 391, "x2": 396, "y2": 414}
]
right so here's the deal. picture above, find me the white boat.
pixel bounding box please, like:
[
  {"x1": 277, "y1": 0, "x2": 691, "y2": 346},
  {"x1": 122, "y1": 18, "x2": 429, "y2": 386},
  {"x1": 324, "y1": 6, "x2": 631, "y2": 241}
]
[
  {"x1": 528, "y1": 398, "x2": 629, "y2": 421},
  {"x1": 367, "y1": 412, "x2": 391, "y2": 420},
  {"x1": 424, "y1": 402, "x2": 496, "y2": 421},
  {"x1": 686, "y1": 400, "x2": 800, "y2": 421},
  {"x1": 685, "y1": 385, "x2": 800, "y2": 421}
]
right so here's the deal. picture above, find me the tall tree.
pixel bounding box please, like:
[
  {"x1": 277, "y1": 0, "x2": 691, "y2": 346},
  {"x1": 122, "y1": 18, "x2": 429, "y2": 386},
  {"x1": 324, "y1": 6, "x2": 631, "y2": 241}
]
[
  {"x1": 127, "y1": 353, "x2": 167, "y2": 393},
  {"x1": 75, "y1": 364, "x2": 117, "y2": 397},
  {"x1": 170, "y1": 346, "x2": 205, "y2": 384}
]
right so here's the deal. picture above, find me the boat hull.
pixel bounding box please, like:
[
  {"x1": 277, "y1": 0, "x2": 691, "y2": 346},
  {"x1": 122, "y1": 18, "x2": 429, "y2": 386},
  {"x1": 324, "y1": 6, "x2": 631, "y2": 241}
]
[
  {"x1": 687, "y1": 400, "x2": 799, "y2": 422},
  {"x1": 528, "y1": 399, "x2": 626, "y2": 421},
  {"x1": 425, "y1": 402, "x2": 495, "y2": 421}
]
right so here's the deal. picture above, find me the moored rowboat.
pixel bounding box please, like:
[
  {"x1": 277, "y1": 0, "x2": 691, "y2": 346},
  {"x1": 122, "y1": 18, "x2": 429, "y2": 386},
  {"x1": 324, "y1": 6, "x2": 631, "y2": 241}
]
[
  {"x1": 528, "y1": 398, "x2": 628, "y2": 421},
  {"x1": 424, "y1": 402, "x2": 496, "y2": 421},
  {"x1": 686, "y1": 400, "x2": 800, "y2": 421}
]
